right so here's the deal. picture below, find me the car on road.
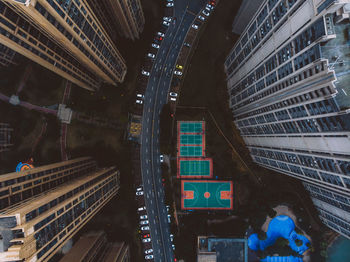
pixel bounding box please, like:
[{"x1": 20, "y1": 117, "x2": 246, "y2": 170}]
[
  {"x1": 170, "y1": 92, "x2": 178, "y2": 97},
  {"x1": 202, "y1": 10, "x2": 210, "y2": 16},
  {"x1": 140, "y1": 220, "x2": 149, "y2": 225},
  {"x1": 138, "y1": 206, "x2": 146, "y2": 212},
  {"x1": 172, "y1": 244, "x2": 175, "y2": 250},
  {"x1": 140, "y1": 215, "x2": 148, "y2": 220},
  {"x1": 136, "y1": 191, "x2": 144, "y2": 196},
  {"x1": 160, "y1": 154, "x2": 164, "y2": 163},
  {"x1": 174, "y1": 70, "x2": 182, "y2": 75},
  {"x1": 163, "y1": 16, "x2": 172, "y2": 22},
  {"x1": 166, "y1": 2, "x2": 174, "y2": 7},
  {"x1": 142, "y1": 238, "x2": 151, "y2": 243},
  {"x1": 163, "y1": 20, "x2": 170, "y2": 26},
  {"x1": 145, "y1": 255, "x2": 154, "y2": 260},
  {"x1": 157, "y1": 31, "x2": 165, "y2": 37},
  {"x1": 145, "y1": 249, "x2": 153, "y2": 254},
  {"x1": 170, "y1": 234, "x2": 174, "y2": 241},
  {"x1": 167, "y1": 214, "x2": 171, "y2": 223},
  {"x1": 136, "y1": 99, "x2": 143, "y2": 104},
  {"x1": 147, "y1": 53, "x2": 155, "y2": 59},
  {"x1": 170, "y1": 97, "x2": 176, "y2": 102},
  {"x1": 166, "y1": 205, "x2": 170, "y2": 211},
  {"x1": 142, "y1": 70, "x2": 150, "y2": 76},
  {"x1": 166, "y1": 0, "x2": 173, "y2": 2},
  {"x1": 141, "y1": 226, "x2": 150, "y2": 231},
  {"x1": 152, "y1": 43, "x2": 160, "y2": 49},
  {"x1": 191, "y1": 24, "x2": 199, "y2": 30},
  {"x1": 184, "y1": 42, "x2": 191, "y2": 47},
  {"x1": 176, "y1": 64, "x2": 183, "y2": 69},
  {"x1": 198, "y1": 15, "x2": 205, "y2": 21}
]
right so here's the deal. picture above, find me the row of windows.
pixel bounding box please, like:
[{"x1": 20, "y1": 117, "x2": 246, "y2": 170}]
[
  {"x1": 305, "y1": 183, "x2": 350, "y2": 205},
  {"x1": 251, "y1": 147, "x2": 350, "y2": 176},
  {"x1": 229, "y1": 17, "x2": 326, "y2": 106}
]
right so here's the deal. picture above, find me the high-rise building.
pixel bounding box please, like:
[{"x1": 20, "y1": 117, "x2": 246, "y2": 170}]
[
  {"x1": 59, "y1": 231, "x2": 130, "y2": 262},
  {"x1": 0, "y1": 123, "x2": 13, "y2": 152},
  {"x1": 0, "y1": 43, "x2": 20, "y2": 68},
  {"x1": 232, "y1": 0, "x2": 264, "y2": 35},
  {"x1": 0, "y1": 0, "x2": 127, "y2": 91},
  {"x1": 0, "y1": 158, "x2": 120, "y2": 262},
  {"x1": 87, "y1": 0, "x2": 145, "y2": 41},
  {"x1": 224, "y1": 0, "x2": 350, "y2": 239}
]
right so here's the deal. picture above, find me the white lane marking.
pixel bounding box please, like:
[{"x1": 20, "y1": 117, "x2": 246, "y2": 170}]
[
  {"x1": 146, "y1": 149, "x2": 148, "y2": 153},
  {"x1": 146, "y1": 138, "x2": 148, "y2": 143},
  {"x1": 146, "y1": 170, "x2": 149, "y2": 174}
]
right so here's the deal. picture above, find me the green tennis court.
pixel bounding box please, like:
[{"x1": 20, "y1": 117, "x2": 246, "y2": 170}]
[
  {"x1": 178, "y1": 158, "x2": 212, "y2": 178},
  {"x1": 180, "y1": 134, "x2": 203, "y2": 145},
  {"x1": 181, "y1": 180, "x2": 233, "y2": 210},
  {"x1": 179, "y1": 121, "x2": 203, "y2": 133},
  {"x1": 180, "y1": 146, "x2": 203, "y2": 157}
]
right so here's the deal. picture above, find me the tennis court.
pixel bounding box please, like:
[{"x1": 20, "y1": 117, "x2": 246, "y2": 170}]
[
  {"x1": 179, "y1": 121, "x2": 204, "y2": 134},
  {"x1": 179, "y1": 146, "x2": 204, "y2": 157},
  {"x1": 181, "y1": 180, "x2": 233, "y2": 210},
  {"x1": 177, "y1": 158, "x2": 213, "y2": 178},
  {"x1": 180, "y1": 134, "x2": 203, "y2": 145}
]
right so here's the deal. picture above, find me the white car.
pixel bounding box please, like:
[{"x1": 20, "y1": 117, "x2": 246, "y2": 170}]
[
  {"x1": 147, "y1": 53, "x2": 155, "y2": 59},
  {"x1": 163, "y1": 16, "x2": 172, "y2": 22},
  {"x1": 136, "y1": 191, "x2": 144, "y2": 196},
  {"x1": 136, "y1": 99, "x2": 143, "y2": 104},
  {"x1": 140, "y1": 215, "x2": 148, "y2": 219},
  {"x1": 166, "y1": 2, "x2": 174, "y2": 7},
  {"x1": 157, "y1": 32, "x2": 165, "y2": 37},
  {"x1": 141, "y1": 226, "x2": 150, "y2": 231},
  {"x1": 205, "y1": 6, "x2": 211, "y2": 12},
  {"x1": 170, "y1": 97, "x2": 176, "y2": 102},
  {"x1": 136, "y1": 186, "x2": 143, "y2": 191},
  {"x1": 152, "y1": 43, "x2": 160, "y2": 49},
  {"x1": 172, "y1": 244, "x2": 175, "y2": 250},
  {"x1": 169, "y1": 92, "x2": 177, "y2": 97},
  {"x1": 198, "y1": 15, "x2": 205, "y2": 21},
  {"x1": 140, "y1": 220, "x2": 149, "y2": 225},
  {"x1": 174, "y1": 70, "x2": 182, "y2": 75},
  {"x1": 145, "y1": 249, "x2": 153, "y2": 254},
  {"x1": 142, "y1": 70, "x2": 150, "y2": 76},
  {"x1": 163, "y1": 20, "x2": 170, "y2": 26},
  {"x1": 206, "y1": 3, "x2": 214, "y2": 10},
  {"x1": 142, "y1": 238, "x2": 151, "y2": 243},
  {"x1": 202, "y1": 10, "x2": 210, "y2": 16},
  {"x1": 166, "y1": 205, "x2": 170, "y2": 211},
  {"x1": 170, "y1": 234, "x2": 174, "y2": 241},
  {"x1": 138, "y1": 206, "x2": 146, "y2": 212},
  {"x1": 191, "y1": 24, "x2": 198, "y2": 30},
  {"x1": 160, "y1": 155, "x2": 164, "y2": 163},
  {"x1": 145, "y1": 255, "x2": 154, "y2": 260},
  {"x1": 167, "y1": 214, "x2": 171, "y2": 223}
]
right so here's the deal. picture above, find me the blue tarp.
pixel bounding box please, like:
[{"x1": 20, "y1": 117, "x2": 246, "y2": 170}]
[
  {"x1": 261, "y1": 256, "x2": 303, "y2": 262},
  {"x1": 248, "y1": 215, "x2": 310, "y2": 255}
]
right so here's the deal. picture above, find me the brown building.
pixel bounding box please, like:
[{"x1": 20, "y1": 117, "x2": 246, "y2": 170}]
[
  {"x1": 0, "y1": 159, "x2": 120, "y2": 262},
  {"x1": 87, "y1": 0, "x2": 144, "y2": 41},
  {"x1": 59, "y1": 231, "x2": 130, "y2": 262},
  {"x1": 0, "y1": 0, "x2": 127, "y2": 91},
  {"x1": 0, "y1": 43, "x2": 20, "y2": 68},
  {"x1": 0, "y1": 123, "x2": 13, "y2": 152}
]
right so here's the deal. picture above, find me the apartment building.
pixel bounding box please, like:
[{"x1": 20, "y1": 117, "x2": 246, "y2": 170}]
[
  {"x1": 59, "y1": 231, "x2": 130, "y2": 262},
  {"x1": 0, "y1": 0, "x2": 127, "y2": 90},
  {"x1": 0, "y1": 43, "x2": 20, "y2": 67},
  {"x1": 0, "y1": 165, "x2": 120, "y2": 262},
  {"x1": 224, "y1": 0, "x2": 350, "y2": 239},
  {"x1": 0, "y1": 123, "x2": 13, "y2": 152}
]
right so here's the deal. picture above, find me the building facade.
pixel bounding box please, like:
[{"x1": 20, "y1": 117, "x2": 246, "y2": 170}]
[
  {"x1": 59, "y1": 231, "x2": 130, "y2": 262},
  {"x1": 0, "y1": 0, "x2": 127, "y2": 91},
  {"x1": 0, "y1": 123, "x2": 13, "y2": 152},
  {"x1": 0, "y1": 163, "x2": 120, "y2": 262},
  {"x1": 224, "y1": 0, "x2": 350, "y2": 239},
  {"x1": 0, "y1": 43, "x2": 20, "y2": 67},
  {"x1": 87, "y1": 0, "x2": 144, "y2": 41}
]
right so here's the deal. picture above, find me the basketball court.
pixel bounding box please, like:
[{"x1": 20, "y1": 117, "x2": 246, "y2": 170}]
[
  {"x1": 177, "y1": 158, "x2": 213, "y2": 178},
  {"x1": 181, "y1": 180, "x2": 233, "y2": 210}
]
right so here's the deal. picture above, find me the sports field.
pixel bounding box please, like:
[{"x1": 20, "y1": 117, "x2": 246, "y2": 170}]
[
  {"x1": 179, "y1": 146, "x2": 204, "y2": 157},
  {"x1": 179, "y1": 121, "x2": 204, "y2": 133},
  {"x1": 177, "y1": 158, "x2": 213, "y2": 178},
  {"x1": 180, "y1": 134, "x2": 203, "y2": 145},
  {"x1": 181, "y1": 180, "x2": 233, "y2": 210},
  {"x1": 178, "y1": 121, "x2": 206, "y2": 157}
]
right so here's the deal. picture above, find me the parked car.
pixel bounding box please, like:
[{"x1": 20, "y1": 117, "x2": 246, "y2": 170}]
[
  {"x1": 136, "y1": 100, "x2": 143, "y2": 104},
  {"x1": 142, "y1": 238, "x2": 151, "y2": 243},
  {"x1": 170, "y1": 97, "x2": 176, "y2": 102},
  {"x1": 176, "y1": 64, "x2": 183, "y2": 69},
  {"x1": 170, "y1": 92, "x2": 178, "y2": 97},
  {"x1": 145, "y1": 255, "x2": 154, "y2": 260},
  {"x1": 140, "y1": 215, "x2": 148, "y2": 220},
  {"x1": 157, "y1": 31, "x2": 165, "y2": 37},
  {"x1": 136, "y1": 186, "x2": 143, "y2": 191},
  {"x1": 206, "y1": 3, "x2": 214, "y2": 9},
  {"x1": 140, "y1": 220, "x2": 149, "y2": 225},
  {"x1": 174, "y1": 70, "x2": 182, "y2": 75},
  {"x1": 163, "y1": 20, "x2": 170, "y2": 26},
  {"x1": 145, "y1": 249, "x2": 153, "y2": 254},
  {"x1": 191, "y1": 24, "x2": 198, "y2": 30},
  {"x1": 184, "y1": 42, "x2": 191, "y2": 47},
  {"x1": 142, "y1": 70, "x2": 150, "y2": 76},
  {"x1": 170, "y1": 234, "x2": 174, "y2": 241},
  {"x1": 138, "y1": 206, "x2": 146, "y2": 212},
  {"x1": 166, "y1": 2, "x2": 174, "y2": 7},
  {"x1": 202, "y1": 10, "x2": 210, "y2": 16},
  {"x1": 172, "y1": 244, "x2": 175, "y2": 250},
  {"x1": 198, "y1": 15, "x2": 205, "y2": 21},
  {"x1": 152, "y1": 43, "x2": 160, "y2": 49},
  {"x1": 167, "y1": 214, "x2": 171, "y2": 223},
  {"x1": 147, "y1": 53, "x2": 155, "y2": 59},
  {"x1": 163, "y1": 16, "x2": 172, "y2": 22},
  {"x1": 141, "y1": 226, "x2": 150, "y2": 231},
  {"x1": 160, "y1": 154, "x2": 164, "y2": 163},
  {"x1": 136, "y1": 191, "x2": 144, "y2": 196}
]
